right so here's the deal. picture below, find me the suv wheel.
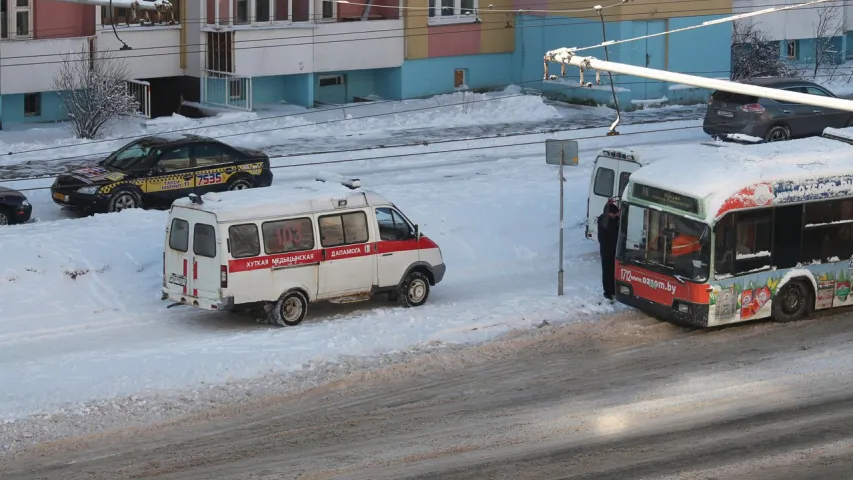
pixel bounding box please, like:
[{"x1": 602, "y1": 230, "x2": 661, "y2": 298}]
[
  {"x1": 764, "y1": 125, "x2": 790, "y2": 142},
  {"x1": 109, "y1": 190, "x2": 141, "y2": 213},
  {"x1": 228, "y1": 178, "x2": 254, "y2": 191}
]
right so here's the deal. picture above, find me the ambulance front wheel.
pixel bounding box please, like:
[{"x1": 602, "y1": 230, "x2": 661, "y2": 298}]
[
  {"x1": 398, "y1": 271, "x2": 430, "y2": 308},
  {"x1": 270, "y1": 290, "x2": 308, "y2": 327}
]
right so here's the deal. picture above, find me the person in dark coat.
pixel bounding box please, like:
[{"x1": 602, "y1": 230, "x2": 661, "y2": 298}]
[{"x1": 597, "y1": 200, "x2": 621, "y2": 300}]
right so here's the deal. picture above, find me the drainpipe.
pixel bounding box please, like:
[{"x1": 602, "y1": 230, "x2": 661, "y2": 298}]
[{"x1": 360, "y1": 0, "x2": 373, "y2": 20}]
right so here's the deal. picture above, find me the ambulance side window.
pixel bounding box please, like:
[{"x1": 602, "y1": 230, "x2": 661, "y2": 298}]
[
  {"x1": 193, "y1": 223, "x2": 217, "y2": 258},
  {"x1": 169, "y1": 218, "x2": 189, "y2": 252},
  {"x1": 228, "y1": 223, "x2": 260, "y2": 258},
  {"x1": 262, "y1": 218, "x2": 314, "y2": 254},
  {"x1": 319, "y1": 211, "x2": 369, "y2": 247},
  {"x1": 376, "y1": 208, "x2": 413, "y2": 241},
  {"x1": 593, "y1": 167, "x2": 615, "y2": 197}
]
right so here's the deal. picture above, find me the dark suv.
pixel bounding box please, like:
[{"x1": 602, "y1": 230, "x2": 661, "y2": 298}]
[{"x1": 703, "y1": 77, "x2": 853, "y2": 142}]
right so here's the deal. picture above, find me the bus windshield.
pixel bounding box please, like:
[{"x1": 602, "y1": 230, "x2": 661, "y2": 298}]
[{"x1": 617, "y1": 203, "x2": 711, "y2": 282}]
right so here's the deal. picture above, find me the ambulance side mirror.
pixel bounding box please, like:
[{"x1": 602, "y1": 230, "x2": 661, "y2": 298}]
[{"x1": 414, "y1": 224, "x2": 421, "y2": 239}]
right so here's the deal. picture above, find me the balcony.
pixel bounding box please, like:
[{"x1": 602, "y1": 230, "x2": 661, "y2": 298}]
[{"x1": 0, "y1": 36, "x2": 92, "y2": 94}]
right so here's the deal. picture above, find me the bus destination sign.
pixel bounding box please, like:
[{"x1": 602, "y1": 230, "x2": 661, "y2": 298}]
[{"x1": 633, "y1": 183, "x2": 699, "y2": 213}]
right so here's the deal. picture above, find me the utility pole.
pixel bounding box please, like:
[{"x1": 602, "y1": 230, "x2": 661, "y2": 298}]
[{"x1": 543, "y1": 50, "x2": 853, "y2": 113}]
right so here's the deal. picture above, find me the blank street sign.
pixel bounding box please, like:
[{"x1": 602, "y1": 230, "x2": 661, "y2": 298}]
[{"x1": 545, "y1": 139, "x2": 579, "y2": 166}]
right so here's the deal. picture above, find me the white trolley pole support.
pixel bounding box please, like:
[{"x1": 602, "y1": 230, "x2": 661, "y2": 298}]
[{"x1": 543, "y1": 50, "x2": 853, "y2": 113}]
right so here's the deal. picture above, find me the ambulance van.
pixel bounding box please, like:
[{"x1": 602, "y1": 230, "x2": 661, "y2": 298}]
[{"x1": 161, "y1": 180, "x2": 446, "y2": 326}]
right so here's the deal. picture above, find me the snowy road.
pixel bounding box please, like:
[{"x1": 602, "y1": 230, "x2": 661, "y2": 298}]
[
  {"x1": 4, "y1": 311, "x2": 853, "y2": 479},
  {"x1": 0, "y1": 93, "x2": 705, "y2": 179}
]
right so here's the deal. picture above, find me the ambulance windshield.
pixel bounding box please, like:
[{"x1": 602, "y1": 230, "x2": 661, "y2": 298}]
[{"x1": 616, "y1": 203, "x2": 711, "y2": 282}]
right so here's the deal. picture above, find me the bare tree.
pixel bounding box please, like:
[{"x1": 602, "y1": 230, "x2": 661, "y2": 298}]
[
  {"x1": 812, "y1": 0, "x2": 843, "y2": 80},
  {"x1": 52, "y1": 45, "x2": 140, "y2": 140},
  {"x1": 731, "y1": 21, "x2": 800, "y2": 80}
]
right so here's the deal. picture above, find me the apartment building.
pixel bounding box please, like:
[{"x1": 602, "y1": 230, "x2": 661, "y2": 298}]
[{"x1": 0, "y1": 0, "x2": 733, "y2": 127}]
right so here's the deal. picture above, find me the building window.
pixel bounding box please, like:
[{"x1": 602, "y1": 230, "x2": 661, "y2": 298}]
[
  {"x1": 235, "y1": 0, "x2": 249, "y2": 24},
  {"x1": 24, "y1": 93, "x2": 40, "y2": 117},
  {"x1": 428, "y1": 0, "x2": 476, "y2": 23},
  {"x1": 102, "y1": 0, "x2": 181, "y2": 26},
  {"x1": 319, "y1": 75, "x2": 345, "y2": 87},
  {"x1": 12, "y1": 0, "x2": 30, "y2": 37},
  {"x1": 316, "y1": 0, "x2": 335, "y2": 20},
  {"x1": 786, "y1": 40, "x2": 798, "y2": 60}
]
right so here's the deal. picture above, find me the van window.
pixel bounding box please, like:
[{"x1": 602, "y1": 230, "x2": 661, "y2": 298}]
[
  {"x1": 193, "y1": 223, "x2": 217, "y2": 258},
  {"x1": 376, "y1": 207, "x2": 413, "y2": 241},
  {"x1": 169, "y1": 218, "x2": 189, "y2": 252},
  {"x1": 618, "y1": 171, "x2": 631, "y2": 197},
  {"x1": 228, "y1": 223, "x2": 260, "y2": 258},
  {"x1": 319, "y1": 211, "x2": 369, "y2": 247},
  {"x1": 262, "y1": 217, "x2": 314, "y2": 254},
  {"x1": 593, "y1": 167, "x2": 615, "y2": 197}
]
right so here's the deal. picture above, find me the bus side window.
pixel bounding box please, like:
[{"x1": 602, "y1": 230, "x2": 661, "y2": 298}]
[
  {"x1": 733, "y1": 209, "x2": 773, "y2": 275},
  {"x1": 802, "y1": 199, "x2": 853, "y2": 263}
]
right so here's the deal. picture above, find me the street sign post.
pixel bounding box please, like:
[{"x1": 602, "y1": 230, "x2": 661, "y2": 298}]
[{"x1": 546, "y1": 139, "x2": 578, "y2": 296}]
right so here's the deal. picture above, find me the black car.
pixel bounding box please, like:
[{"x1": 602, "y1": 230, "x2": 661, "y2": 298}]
[
  {"x1": 50, "y1": 134, "x2": 274, "y2": 214},
  {"x1": 703, "y1": 77, "x2": 853, "y2": 142},
  {"x1": 0, "y1": 185, "x2": 32, "y2": 225}
]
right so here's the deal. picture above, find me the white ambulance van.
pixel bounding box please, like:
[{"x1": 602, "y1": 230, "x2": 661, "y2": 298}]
[
  {"x1": 161, "y1": 180, "x2": 446, "y2": 326},
  {"x1": 585, "y1": 148, "x2": 646, "y2": 241},
  {"x1": 585, "y1": 142, "x2": 726, "y2": 241}
]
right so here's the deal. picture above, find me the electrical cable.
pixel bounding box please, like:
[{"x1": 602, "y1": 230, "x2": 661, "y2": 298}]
[
  {"x1": 0, "y1": 65, "x2": 848, "y2": 168},
  {"x1": 3, "y1": 117, "x2": 819, "y2": 194},
  {"x1": 2, "y1": 0, "x2": 850, "y2": 64},
  {"x1": 0, "y1": 70, "x2": 772, "y2": 164}
]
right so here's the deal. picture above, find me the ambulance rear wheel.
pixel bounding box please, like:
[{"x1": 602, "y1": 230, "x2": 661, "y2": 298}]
[{"x1": 270, "y1": 290, "x2": 308, "y2": 327}]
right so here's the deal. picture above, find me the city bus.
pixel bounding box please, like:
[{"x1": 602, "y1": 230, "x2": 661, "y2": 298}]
[{"x1": 613, "y1": 128, "x2": 853, "y2": 327}]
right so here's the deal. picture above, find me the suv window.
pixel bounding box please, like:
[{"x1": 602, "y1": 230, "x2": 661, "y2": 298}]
[
  {"x1": 711, "y1": 91, "x2": 758, "y2": 104},
  {"x1": 228, "y1": 223, "x2": 260, "y2": 258},
  {"x1": 262, "y1": 217, "x2": 314, "y2": 254},
  {"x1": 194, "y1": 143, "x2": 227, "y2": 167},
  {"x1": 157, "y1": 147, "x2": 192, "y2": 171},
  {"x1": 193, "y1": 223, "x2": 217, "y2": 258},
  {"x1": 593, "y1": 167, "x2": 615, "y2": 197},
  {"x1": 319, "y1": 211, "x2": 369, "y2": 247},
  {"x1": 376, "y1": 207, "x2": 413, "y2": 241},
  {"x1": 169, "y1": 218, "x2": 189, "y2": 252}
]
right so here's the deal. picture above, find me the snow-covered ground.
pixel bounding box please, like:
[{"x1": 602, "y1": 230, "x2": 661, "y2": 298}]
[
  {"x1": 0, "y1": 112, "x2": 710, "y2": 424},
  {"x1": 0, "y1": 86, "x2": 707, "y2": 179}
]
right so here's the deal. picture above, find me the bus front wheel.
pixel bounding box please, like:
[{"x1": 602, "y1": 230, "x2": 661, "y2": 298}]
[{"x1": 772, "y1": 280, "x2": 812, "y2": 323}]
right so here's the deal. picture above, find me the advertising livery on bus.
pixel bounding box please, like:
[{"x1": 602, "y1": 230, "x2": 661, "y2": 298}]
[{"x1": 612, "y1": 128, "x2": 853, "y2": 327}]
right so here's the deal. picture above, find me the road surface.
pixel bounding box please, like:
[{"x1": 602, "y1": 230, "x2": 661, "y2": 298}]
[{"x1": 3, "y1": 310, "x2": 853, "y2": 479}]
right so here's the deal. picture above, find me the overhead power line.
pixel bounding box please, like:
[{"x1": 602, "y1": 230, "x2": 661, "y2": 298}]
[
  {"x1": 6, "y1": 121, "x2": 749, "y2": 195},
  {"x1": 0, "y1": 0, "x2": 847, "y2": 64}
]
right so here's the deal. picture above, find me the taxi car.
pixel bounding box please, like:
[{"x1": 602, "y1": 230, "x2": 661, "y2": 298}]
[{"x1": 50, "y1": 134, "x2": 273, "y2": 214}]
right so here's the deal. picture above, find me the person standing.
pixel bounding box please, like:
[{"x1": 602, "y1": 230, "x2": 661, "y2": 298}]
[{"x1": 597, "y1": 199, "x2": 620, "y2": 301}]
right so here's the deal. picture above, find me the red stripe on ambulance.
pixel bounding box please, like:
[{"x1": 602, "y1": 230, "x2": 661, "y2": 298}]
[{"x1": 229, "y1": 250, "x2": 321, "y2": 273}]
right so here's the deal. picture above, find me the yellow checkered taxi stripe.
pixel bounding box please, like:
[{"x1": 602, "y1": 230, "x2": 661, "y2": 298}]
[{"x1": 98, "y1": 162, "x2": 265, "y2": 194}]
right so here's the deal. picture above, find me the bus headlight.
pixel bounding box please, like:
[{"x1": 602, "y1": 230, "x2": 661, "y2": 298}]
[{"x1": 676, "y1": 302, "x2": 690, "y2": 314}]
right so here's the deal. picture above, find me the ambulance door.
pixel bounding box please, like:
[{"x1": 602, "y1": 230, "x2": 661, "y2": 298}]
[
  {"x1": 374, "y1": 206, "x2": 419, "y2": 287},
  {"x1": 164, "y1": 207, "x2": 220, "y2": 301},
  {"x1": 317, "y1": 210, "x2": 374, "y2": 298},
  {"x1": 587, "y1": 156, "x2": 619, "y2": 240}
]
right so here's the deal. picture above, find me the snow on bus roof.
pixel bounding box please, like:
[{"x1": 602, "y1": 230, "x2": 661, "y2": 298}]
[
  {"x1": 172, "y1": 180, "x2": 392, "y2": 223},
  {"x1": 625, "y1": 134, "x2": 853, "y2": 223}
]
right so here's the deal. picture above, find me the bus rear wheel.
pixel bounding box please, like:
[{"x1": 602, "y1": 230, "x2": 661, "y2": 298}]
[{"x1": 772, "y1": 280, "x2": 811, "y2": 323}]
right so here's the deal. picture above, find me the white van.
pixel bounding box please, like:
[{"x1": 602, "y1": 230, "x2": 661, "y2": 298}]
[
  {"x1": 585, "y1": 148, "x2": 646, "y2": 241},
  {"x1": 161, "y1": 180, "x2": 446, "y2": 326}
]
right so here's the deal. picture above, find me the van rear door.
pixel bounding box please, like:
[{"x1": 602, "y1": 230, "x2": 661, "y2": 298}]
[{"x1": 165, "y1": 207, "x2": 221, "y2": 303}]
